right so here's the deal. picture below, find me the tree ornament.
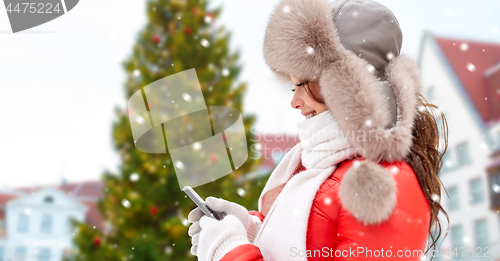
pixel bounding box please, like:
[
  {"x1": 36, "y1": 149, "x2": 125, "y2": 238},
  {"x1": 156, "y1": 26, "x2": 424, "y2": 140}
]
[
  {"x1": 191, "y1": 7, "x2": 199, "y2": 15},
  {"x1": 210, "y1": 154, "x2": 218, "y2": 163},
  {"x1": 184, "y1": 27, "x2": 191, "y2": 35},
  {"x1": 152, "y1": 34, "x2": 160, "y2": 44},
  {"x1": 93, "y1": 236, "x2": 101, "y2": 246},
  {"x1": 150, "y1": 206, "x2": 158, "y2": 215}
]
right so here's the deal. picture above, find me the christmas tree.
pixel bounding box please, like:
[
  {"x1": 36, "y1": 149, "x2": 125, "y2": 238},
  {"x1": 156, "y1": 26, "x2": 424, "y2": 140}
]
[{"x1": 66, "y1": 0, "x2": 266, "y2": 260}]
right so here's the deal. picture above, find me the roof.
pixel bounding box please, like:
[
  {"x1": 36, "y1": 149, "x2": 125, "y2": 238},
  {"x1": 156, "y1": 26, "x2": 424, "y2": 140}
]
[
  {"x1": 434, "y1": 36, "x2": 500, "y2": 126},
  {"x1": 253, "y1": 133, "x2": 300, "y2": 169},
  {"x1": 0, "y1": 181, "x2": 105, "y2": 230},
  {"x1": 16, "y1": 180, "x2": 104, "y2": 200}
]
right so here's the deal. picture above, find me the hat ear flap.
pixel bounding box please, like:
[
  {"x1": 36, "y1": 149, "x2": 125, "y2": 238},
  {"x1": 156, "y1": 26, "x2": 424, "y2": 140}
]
[
  {"x1": 318, "y1": 53, "x2": 392, "y2": 162},
  {"x1": 338, "y1": 160, "x2": 397, "y2": 225}
]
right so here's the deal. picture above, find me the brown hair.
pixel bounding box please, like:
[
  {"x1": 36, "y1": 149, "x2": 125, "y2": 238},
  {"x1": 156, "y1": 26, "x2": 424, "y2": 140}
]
[
  {"x1": 405, "y1": 94, "x2": 449, "y2": 259},
  {"x1": 305, "y1": 82, "x2": 449, "y2": 258}
]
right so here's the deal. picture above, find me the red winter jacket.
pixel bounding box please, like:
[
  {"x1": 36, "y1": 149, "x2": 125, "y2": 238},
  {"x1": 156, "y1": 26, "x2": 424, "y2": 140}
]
[{"x1": 220, "y1": 158, "x2": 430, "y2": 260}]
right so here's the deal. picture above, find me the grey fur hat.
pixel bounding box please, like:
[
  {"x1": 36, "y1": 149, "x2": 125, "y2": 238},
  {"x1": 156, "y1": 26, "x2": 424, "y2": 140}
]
[{"x1": 263, "y1": 0, "x2": 423, "y2": 225}]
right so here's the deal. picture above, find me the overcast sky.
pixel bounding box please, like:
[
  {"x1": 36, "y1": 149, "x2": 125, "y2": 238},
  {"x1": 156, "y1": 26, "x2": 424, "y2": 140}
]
[{"x1": 0, "y1": 0, "x2": 499, "y2": 187}]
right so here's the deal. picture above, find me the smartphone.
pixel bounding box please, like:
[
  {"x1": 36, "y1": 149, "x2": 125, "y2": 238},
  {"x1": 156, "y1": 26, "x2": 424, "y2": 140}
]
[{"x1": 183, "y1": 186, "x2": 223, "y2": 220}]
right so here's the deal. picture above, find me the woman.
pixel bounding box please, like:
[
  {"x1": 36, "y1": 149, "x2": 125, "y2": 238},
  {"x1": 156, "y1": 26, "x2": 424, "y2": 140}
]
[{"x1": 188, "y1": 0, "x2": 449, "y2": 260}]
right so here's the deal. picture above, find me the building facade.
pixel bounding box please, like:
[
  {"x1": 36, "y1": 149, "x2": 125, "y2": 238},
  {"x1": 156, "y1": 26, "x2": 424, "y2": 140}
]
[{"x1": 418, "y1": 31, "x2": 500, "y2": 260}]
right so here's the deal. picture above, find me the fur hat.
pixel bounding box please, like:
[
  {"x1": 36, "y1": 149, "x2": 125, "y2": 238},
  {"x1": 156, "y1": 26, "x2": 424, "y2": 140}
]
[{"x1": 263, "y1": 0, "x2": 423, "y2": 225}]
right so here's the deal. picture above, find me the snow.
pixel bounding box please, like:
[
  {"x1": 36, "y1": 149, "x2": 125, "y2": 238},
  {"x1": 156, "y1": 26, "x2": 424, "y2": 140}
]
[
  {"x1": 122, "y1": 199, "x2": 131, "y2": 208},
  {"x1": 200, "y1": 38, "x2": 210, "y2": 48},
  {"x1": 130, "y1": 173, "x2": 140, "y2": 182},
  {"x1": 237, "y1": 187, "x2": 246, "y2": 197},
  {"x1": 460, "y1": 43, "x2": 468, "y2": 51},
  {"x1": 306, "y1": 46, "x2": 314, "y2": 55},
  {"x1": 492, "y1": 184, "x2": 500, "y2": 193},
  {"x1": 366, "y1": 64, "x2": 375, "y2": 73},
  {"x1": 386, "y1": 52, "x2": 394, "y2": 60},
  {"x1": 182, "y1": 93, "x2": 192, "y2": 102},
  {"x1": 282, "y1": 5, "x2": 290, "y2": 13},
  {"x1": 175, "y1": 160, "x2": 185, "y2": 169},
  {"x1": 466, "y1": 63, "x2": 476, "y2": 72}
]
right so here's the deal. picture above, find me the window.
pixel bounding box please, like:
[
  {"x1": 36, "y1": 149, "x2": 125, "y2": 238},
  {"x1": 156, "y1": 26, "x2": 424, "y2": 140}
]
[
  {"x1": 450, "y1": 225, "x2": 464, "y2": 249},
  {"x1": 448, "y1": 186, "x2": 460, "y2": 211},
  {"x1": 427, "y1": 86, "x2": 436, "y2": 101},
  {"x1": 41, "y1": 215, "x2": 52, "y2": 234},
  {"x1": 474, "y1": 219, "x2": 488, "y2": 248},
  {"x1": 441, "y1": 150, "x2": 454, "y2": 172},
  {"x1": 456, "y1": 142, "x2": 471, "y2": 166},
  {"x1": 17, "y1": 213, "x2": 29, "y2": 233},
  {"x1": 469, "y1": 178, "x2": 484, "y2": 204},
  {"x1": 43, "y1": 196, "x2": 53, "y2": 203},
  {"x1": 15, "y1": 247, "x2": 27, "y2": 261},
  {"x1": 37, "y1": 248, "x2": 50, "y2": 261}
]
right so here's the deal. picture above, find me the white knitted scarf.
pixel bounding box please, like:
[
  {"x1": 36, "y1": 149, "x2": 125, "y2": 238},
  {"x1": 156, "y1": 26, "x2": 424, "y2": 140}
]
[{"x1": 253, "y1": 110, "x2": 357, "y2": 260}]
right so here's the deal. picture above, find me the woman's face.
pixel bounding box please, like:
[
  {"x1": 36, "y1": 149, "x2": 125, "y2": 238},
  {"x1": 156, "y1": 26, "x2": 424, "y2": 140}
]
[{"x1": 290, "y1": 74, "x2": 329, "y2": 119}]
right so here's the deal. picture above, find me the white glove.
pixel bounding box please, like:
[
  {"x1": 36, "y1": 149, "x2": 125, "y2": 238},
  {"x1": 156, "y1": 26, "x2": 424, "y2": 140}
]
[
  {"x1": 197, "y1": 214, "x2": 250, "y2": 261},
  {"x1": 188, "y1": 197, "x2": 262, "y2": 248}
]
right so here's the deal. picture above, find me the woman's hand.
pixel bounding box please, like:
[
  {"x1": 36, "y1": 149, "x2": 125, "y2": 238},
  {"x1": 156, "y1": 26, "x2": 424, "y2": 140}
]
[
  {"x1": 190, "y1": 214, "x2": 250, "y2": 261},
  {"x1": 188, "y1": 197, "x2": 262, "y2": 245}
]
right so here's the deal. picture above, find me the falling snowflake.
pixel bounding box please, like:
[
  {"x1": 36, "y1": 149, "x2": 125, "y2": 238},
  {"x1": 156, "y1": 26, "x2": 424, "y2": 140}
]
[
  {"x1": 193, "y1": 142, "x2": 201, "y2": 151},
  {"x1": 306, "y1": 46, "x2": 315, "y2": 55},
  {"x1": 352, "y1": 11, "x2": 358, "y2": 17},
  {"x1": 237, "y1": 188, "x2": 246, "y2": 197},
  {"x1": 353, "y1": 161, "x2": 361, "y2": 168},
  {"x1": 200, "y1": 38, "x2": 210, "y2": 48},
  {"x1": 364, "y1": 119, "x2": 372, "y2": 127},
  {"x1": 283, "y1": 5, "x2": 290, "y2": 13},
  {"x1": 164, "y1": 246, "x2": 173, "y2": 255},
  {"x1": 122, "y1": 199, "x2": 131, "y2": 208},
  {"x1": 24, "y1": 208, "x2": 32, "y2": 215},
  {"x1": 444, "y1": 9, "x2": 452, "y2": 17},
  {"x1": 175, "y1": 160, "x2": 185, "y2": 169},
  {"x1": 366, "y1": 64, "x2": 375, "y2": 73},
  {"x1": 324, "y1": 197, "x2": 332, "y2": 205},
  {"x1": 460, "y1": 43, "x2": 468, "y2": 51},
  {"x1": 431, "y1": 194, "x2": 440, "y2": 202},
  {"x1": 492, "y1": 184, "x2": 500, "y2": 193},
  {"x1": 386, "y1": 52, "x2": 394, "y2": 60},
  {"x1": 204, "y1": 15, "x2": 212, "y2": 23},
  {"x1": 390, "y1": 166, "x2": 399, "y2": 175},
  {"x1": 418, "y1": 105, "x2": 426, "y2": 112},
  {"x1": 133, "y1": 69, "x2": 141, "y2": 77},
  {"x1": 466, "y1": 63, "x2": 476, "y2": 72},
  {"x1": 493, "y1": 27, "x2": 499, "y2": 35},
  {"x1": 135, "y1": 116, "x2": 144, "y2": 124},
  {"x1": 130, "y1": 173, "x2": 140, "y2": 182},
  {"x1": 222, "y1": 68, "x2": 230, "y2": 76},
  {"x1": 182, "y1": 93, "x2": 192, "y2": 102}
]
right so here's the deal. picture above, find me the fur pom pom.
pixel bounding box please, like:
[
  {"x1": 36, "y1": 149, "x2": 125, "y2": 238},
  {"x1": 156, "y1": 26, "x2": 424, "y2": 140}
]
[{"x1": 339, "y1": 160, "x2": 397, "y2": 225}]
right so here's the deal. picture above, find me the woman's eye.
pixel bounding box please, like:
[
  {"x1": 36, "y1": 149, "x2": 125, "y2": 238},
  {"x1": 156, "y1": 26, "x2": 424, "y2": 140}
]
[{"x1": 291, "y1": 88, "x2": 295, "y2": 92}]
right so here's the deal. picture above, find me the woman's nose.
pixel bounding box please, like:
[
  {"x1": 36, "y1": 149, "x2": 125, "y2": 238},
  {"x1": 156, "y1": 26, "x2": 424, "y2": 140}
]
[{"x1": 290, "y1": 93, "x2": 304, "y2": 109}]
